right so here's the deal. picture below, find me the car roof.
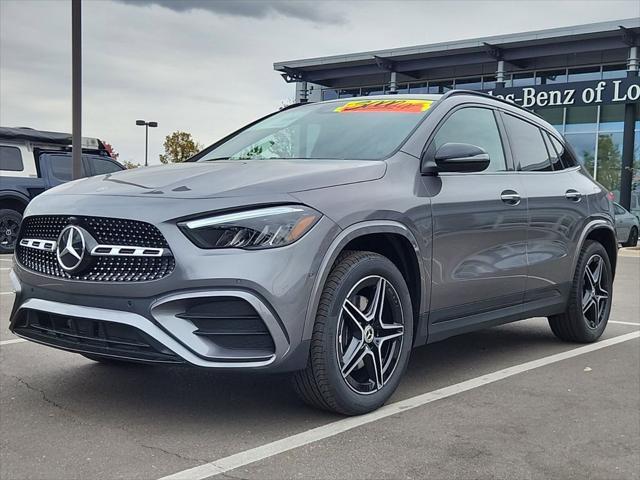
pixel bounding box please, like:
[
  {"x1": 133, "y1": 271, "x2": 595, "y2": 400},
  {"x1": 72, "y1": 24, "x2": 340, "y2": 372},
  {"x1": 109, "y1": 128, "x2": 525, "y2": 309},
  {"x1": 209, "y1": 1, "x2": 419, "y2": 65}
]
[{"x1": 0, "y1": 126, "x2": 103, "y2": 150}]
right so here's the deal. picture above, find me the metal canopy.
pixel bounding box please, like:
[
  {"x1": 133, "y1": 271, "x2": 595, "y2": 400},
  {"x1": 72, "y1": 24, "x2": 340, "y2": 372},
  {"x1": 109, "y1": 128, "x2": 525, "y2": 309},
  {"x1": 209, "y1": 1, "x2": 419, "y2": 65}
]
[{"x1": 274, "y1": 18, "x2": 640, "y2": 86}]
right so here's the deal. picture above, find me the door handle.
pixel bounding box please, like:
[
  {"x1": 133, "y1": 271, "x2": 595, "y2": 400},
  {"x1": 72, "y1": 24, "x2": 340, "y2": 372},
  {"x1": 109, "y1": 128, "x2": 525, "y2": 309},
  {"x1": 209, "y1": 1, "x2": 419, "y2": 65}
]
[
  {"x1": 500, "y1": 190, "x2": 521, "y2": 206},
  {"x1": 565, "y1": 189, "x2": 582, "y2": 201}
]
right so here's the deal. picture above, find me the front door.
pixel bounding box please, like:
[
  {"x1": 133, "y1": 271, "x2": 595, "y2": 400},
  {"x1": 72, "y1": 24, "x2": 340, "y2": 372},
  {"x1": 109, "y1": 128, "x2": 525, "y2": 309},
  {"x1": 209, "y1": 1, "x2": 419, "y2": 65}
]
[{"x1": 423, "y1": 106, "x2": 528, "y2": 339}]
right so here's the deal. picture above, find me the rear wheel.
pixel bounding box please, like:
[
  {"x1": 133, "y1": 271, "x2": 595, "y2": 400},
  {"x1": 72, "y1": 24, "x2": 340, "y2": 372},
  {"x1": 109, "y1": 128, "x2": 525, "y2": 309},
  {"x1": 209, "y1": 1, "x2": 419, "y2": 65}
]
[
  {"x1": 622, "y1": 226, "x2": 638, "y2": 247},
  {"x1": 293, "y1": 251, "x2": 413, "y2": 415},
  {"x1": 0, "y1": 209, "x2": 22, "y2": 254},
  {"x1": 548, "y1": 240, "x2": 612, "y2": 343}
]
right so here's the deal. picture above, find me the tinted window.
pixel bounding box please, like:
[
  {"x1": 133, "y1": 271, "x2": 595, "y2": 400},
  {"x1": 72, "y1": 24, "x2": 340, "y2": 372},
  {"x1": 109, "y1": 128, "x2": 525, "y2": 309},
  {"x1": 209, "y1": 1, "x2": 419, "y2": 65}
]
[
  {"x1": 614, "y1": 203, "x2": 626, "y2": 215},
  {"x1": 503, "y1": 114, "x2": 551, "y2": 172},
  {"x1": 548, "y1": 134, "x2": 577, "y2": 169},
  {"x1": 432, "y1": 107, "x2": 506, "y2": 172},
  {"x1": 90, "y1": 157, "x2": 122, "y2": 175},
  {"x1": 47, "y1": 154, "x2": 86, "y2": 181},
  {"x1": 0, "y1": 146, "x2": 24, "y2": 171}
]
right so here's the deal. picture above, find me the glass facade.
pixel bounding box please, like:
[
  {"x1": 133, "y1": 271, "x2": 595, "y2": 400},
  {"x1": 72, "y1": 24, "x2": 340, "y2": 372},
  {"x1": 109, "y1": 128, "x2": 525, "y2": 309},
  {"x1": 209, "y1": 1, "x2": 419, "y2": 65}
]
[{"x1": 319, "y1": 63, "x2": 639, "y2": 201}]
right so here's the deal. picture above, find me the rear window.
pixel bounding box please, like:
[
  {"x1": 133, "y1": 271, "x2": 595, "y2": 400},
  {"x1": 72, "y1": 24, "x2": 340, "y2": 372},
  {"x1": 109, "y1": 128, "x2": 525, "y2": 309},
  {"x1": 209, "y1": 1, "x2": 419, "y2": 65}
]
[
  {"x1": 503, "y1": 114, "x2": 552, "y2": 172},
  {"x1": 0, "y1": 146, "x2": 24, "y2": 171},
  {"x1": 199, "y1": 98, "x2": 437, "y2": 161}
]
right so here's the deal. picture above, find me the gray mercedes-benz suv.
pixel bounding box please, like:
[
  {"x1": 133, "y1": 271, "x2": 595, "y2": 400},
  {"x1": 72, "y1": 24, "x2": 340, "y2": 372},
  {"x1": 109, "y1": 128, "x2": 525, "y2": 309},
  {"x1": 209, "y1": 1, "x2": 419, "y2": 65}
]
[{"x1": 9, "y1": 91, "x2": 617, "y2": 415}]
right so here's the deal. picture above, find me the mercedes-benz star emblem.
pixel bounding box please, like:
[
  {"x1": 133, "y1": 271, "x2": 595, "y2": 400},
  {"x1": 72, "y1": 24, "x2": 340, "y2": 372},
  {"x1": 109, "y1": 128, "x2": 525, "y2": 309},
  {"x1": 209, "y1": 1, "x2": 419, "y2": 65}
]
[{"x1": 56, "y1": 225, "x2": 86, "y2": 272}]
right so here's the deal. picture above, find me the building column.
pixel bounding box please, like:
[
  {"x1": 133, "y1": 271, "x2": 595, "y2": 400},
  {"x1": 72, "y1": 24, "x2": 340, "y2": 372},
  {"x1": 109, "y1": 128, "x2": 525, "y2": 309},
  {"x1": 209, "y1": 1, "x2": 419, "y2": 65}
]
[
  {"x1": 620, "y1": 46, "x2": 638, "y2": 211},
  {"x1": 295, "y1": 81, "x2": 308, "y2": 103},
  {"x1": 388, "y1": 71, "x2": 398, "y2": 94},
  {"x1": 496, "y1": 60, "x2": 506, "y2": 88}
]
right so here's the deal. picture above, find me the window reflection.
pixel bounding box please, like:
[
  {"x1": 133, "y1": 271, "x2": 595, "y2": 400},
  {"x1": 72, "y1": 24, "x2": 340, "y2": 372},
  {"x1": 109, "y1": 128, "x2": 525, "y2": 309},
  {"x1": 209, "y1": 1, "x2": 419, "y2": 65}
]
[
  {"x1": 564, "y1": 132, "x2": 596, "y2": 166},
  {"x1": 565, "y1": 106, "x2": 598, "y2": 133},
  {"x1": 594, "y1": 133, "x2": 623, "y2": 194},
  {"x1": 568, "y1": 66, "x2": 601, "y2": 82}
]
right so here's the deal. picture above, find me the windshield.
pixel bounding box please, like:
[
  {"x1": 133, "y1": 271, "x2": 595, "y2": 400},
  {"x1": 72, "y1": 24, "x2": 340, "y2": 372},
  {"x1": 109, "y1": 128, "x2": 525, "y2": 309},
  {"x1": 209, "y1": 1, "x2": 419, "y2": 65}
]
[{"x1": 199, "y1": 98, "x2": 436, "y2": 162}]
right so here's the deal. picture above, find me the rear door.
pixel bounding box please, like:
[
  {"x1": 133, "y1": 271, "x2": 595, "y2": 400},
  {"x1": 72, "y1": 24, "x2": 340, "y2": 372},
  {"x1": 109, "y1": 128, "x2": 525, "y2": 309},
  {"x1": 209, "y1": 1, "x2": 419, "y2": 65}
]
[
  {"x1": 501, "y1": 113, "x2": 590, "y2": 308},
  {"x1": 424, "y1": 105, "x2": 528, "y2": 338}
]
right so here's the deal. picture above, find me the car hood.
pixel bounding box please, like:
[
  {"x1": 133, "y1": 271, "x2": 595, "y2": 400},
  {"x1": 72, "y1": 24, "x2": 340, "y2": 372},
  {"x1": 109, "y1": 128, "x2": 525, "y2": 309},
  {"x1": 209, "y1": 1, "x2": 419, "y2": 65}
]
[{"x1": 48, "y1": 159, "x2": 386, "y2": 199}]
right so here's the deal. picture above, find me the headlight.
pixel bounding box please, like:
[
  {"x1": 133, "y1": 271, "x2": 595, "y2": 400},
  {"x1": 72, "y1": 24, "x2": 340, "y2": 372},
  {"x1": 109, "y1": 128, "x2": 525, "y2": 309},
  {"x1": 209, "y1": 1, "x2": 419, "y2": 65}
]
[{"x1": 179, "y1": 205, "x2": 321, "y2": 249}]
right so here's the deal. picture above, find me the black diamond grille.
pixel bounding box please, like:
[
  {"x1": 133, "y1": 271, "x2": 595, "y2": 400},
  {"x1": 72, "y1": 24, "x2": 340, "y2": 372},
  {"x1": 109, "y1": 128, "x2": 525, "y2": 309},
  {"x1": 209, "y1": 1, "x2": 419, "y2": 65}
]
[{"x1": 16, "y1": 215, "x2": 175, "y2": 282}]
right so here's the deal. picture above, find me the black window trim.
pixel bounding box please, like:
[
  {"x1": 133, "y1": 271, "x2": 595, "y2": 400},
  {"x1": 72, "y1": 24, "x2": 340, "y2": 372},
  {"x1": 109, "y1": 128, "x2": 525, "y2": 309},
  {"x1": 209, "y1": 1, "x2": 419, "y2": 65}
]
[{"x1": 498, "y1": 109, "x2": 576, "y2": 175}]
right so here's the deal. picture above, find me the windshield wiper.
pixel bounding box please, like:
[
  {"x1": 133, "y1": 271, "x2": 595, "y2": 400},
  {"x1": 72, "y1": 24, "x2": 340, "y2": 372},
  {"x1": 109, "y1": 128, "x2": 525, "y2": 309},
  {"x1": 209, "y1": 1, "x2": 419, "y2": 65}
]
[{"x1": 203, "y1": 157, "x2": 231, "y2": 161}]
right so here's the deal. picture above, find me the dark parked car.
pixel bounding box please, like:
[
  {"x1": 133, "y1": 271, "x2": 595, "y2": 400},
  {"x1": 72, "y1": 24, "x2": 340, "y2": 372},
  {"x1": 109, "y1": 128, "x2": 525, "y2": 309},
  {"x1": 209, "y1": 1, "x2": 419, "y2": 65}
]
[
  {"x1": 9, "y1": 92, "x2": 617, "y2": 415},
  {"x1": 0, "y1": 127, "x2": 124, "y2": 253}
]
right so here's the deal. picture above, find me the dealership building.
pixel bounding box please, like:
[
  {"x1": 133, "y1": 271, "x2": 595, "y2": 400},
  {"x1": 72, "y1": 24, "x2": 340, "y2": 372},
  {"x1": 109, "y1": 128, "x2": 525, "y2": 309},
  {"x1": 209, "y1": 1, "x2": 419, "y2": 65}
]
[{"x1": 274, "y1": 18, "x2": 640, "y2": 212}]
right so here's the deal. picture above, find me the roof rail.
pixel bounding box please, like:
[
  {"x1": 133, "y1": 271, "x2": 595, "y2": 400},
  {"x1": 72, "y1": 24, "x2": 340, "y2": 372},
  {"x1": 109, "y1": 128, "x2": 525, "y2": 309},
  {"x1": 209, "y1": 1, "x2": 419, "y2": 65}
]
[{"x1": 440, "y1": 89, "x2": 543, "y2": 119}]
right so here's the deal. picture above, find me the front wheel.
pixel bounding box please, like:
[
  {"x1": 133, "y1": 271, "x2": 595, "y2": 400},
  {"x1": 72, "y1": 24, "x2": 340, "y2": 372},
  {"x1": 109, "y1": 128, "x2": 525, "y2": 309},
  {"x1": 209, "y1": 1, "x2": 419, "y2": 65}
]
[
  {"x1": 293, "y1": 250, "x2": 413, "y2": 415},
  {"x1": 548, "y1": 240, "x2": 613, "y2": 343}
]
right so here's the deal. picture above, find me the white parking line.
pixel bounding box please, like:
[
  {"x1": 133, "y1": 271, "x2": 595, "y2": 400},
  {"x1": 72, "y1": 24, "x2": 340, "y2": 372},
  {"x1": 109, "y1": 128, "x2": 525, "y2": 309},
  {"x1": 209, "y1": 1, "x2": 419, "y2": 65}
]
[
  {"x1": 610, "y1": 320, "x2": 640, "y2": 326},
  {"x1": 0, "y1": 338, "x2": 27, "y2": 346},
  {"x1": 0, "y1": 267, "x2": 11, "y2": 271},
  {"x1": 0, "y1": 291, "x2": 15, "y2": 295},
  {"x1": 158, "y1": 330, "x2": 640, "y2": 480}
]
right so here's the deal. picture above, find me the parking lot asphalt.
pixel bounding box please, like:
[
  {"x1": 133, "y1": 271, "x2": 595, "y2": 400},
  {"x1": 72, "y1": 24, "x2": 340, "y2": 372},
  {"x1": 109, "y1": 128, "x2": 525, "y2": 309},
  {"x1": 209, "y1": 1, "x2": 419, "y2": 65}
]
[{"x1": 0, "y1": 253, "x2": 638, "y2": 480}]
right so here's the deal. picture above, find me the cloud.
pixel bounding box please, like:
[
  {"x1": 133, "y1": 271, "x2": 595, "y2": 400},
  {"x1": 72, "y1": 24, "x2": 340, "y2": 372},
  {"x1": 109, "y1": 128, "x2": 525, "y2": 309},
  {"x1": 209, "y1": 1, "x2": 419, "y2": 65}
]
[{"x1": 115, "y1": 0, "x2": 342, "y2": 24}]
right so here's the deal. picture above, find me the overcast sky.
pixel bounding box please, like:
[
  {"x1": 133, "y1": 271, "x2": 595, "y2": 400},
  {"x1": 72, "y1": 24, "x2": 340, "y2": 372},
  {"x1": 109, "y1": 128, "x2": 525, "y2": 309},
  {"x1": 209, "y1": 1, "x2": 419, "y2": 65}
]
[{"x1": 1, "y1": 0, "x2": 639, "y2": 165}]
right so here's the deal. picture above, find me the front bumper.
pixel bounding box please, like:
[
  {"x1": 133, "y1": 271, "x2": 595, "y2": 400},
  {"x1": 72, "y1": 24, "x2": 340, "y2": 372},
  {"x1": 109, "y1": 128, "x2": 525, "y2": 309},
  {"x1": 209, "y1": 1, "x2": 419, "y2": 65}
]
[{"x1": 9, "y1": 208, "x2": 340, "y2": 371}]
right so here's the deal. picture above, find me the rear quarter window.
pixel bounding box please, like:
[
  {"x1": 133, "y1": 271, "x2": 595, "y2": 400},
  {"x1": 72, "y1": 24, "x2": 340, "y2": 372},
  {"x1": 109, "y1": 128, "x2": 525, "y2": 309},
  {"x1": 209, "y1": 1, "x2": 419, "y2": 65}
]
[{"x1": 0, "y1": 146, "x2": 24, "y2": 171}]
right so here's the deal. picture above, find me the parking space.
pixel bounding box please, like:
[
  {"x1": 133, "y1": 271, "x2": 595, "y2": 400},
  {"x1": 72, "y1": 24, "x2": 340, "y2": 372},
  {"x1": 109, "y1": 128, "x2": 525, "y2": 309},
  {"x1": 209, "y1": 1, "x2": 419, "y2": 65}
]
[{"x1": 1, "y1": 254, "x2": 638, "y2": 480}]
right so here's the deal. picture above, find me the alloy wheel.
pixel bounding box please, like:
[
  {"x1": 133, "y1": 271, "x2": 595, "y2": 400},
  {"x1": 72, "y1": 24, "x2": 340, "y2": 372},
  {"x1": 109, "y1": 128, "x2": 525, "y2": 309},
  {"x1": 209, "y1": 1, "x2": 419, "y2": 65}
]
[
  {"x1": 582, "y1": 254, "x2": 610, "y2": 329},
  {"x1": 0, "y1": 216, "x2": 20, "y2": 249},
  {"x1": 336, "y1": 275, "x2": 405, "y2": 395}
]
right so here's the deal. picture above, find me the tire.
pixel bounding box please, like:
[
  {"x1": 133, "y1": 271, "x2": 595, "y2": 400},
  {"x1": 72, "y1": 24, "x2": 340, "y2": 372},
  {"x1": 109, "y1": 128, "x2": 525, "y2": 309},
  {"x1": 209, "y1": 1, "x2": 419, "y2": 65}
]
[
  {"x1": 0, "y1": 209, "x2": 22, "y2": 254},
  {"x1": 293, "y1": 250, "x2": 414, "y2": 415},
  {"x1": 548, "y1": 240, "x2": 612, "y2": 343},
  {"x1": 622, "y1": 226, "x2": 638, "y2": 247}
]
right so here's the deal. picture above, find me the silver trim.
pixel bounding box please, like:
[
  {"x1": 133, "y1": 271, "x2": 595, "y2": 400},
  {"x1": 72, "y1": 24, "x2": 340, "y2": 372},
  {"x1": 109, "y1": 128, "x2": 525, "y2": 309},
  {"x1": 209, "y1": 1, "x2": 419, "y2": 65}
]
[
  {"x1": 90, "y1": 245, "x2": 165, "y2": 257},
  {"x1": 19, "y1": 238, "x2": 57, "y2": 252},
  {"x1": 20, "y1": 238, "x2": 166, "y2": 257}
]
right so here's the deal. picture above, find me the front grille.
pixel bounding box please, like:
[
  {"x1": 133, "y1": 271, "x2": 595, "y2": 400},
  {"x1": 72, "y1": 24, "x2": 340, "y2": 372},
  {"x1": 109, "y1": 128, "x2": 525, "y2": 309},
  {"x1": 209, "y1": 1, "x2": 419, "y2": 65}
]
[
  {"x1": 13, "y1": 309, "x2": 183, "y2": 363},
  {"x1": 16, "y1": 215, "x2": 175, "y2": 282},
  {"x1": 177, "y1": 297, "x2": 275, "y2": 354}
]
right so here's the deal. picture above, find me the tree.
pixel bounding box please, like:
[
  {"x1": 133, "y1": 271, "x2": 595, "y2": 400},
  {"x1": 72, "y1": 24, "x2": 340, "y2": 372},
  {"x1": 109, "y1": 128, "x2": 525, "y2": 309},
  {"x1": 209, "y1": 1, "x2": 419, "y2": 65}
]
[
  {"x1": 102, "y1": 141, "x2": 119, "y2": 160},
  {"x1": 122, "y1": 160, "x2": 140, "y2": 169},
  {"x1": 159, "y1": 131, "x2": 202, "y2": 164},
  {"x1": 583, "y1": 135, "x2": 621, "y2": 193}
]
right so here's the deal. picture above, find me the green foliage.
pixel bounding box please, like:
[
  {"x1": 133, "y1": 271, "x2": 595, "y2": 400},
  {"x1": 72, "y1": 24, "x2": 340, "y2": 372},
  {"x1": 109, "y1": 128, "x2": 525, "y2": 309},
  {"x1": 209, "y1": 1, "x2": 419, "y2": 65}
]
[
  {"x1": 159, "y1": 131, "x2": 202, "y2": 164},
  {"x1": 122, "y1": 160, "x2": 140, "y2": 169}
]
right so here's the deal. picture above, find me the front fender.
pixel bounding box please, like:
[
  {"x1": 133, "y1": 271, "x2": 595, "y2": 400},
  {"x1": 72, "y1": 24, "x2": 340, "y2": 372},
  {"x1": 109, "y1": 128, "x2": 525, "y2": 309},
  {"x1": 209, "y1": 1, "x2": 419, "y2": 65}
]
[{"x1": 302, "y1": 220, "x2": 429, "y2": 344}]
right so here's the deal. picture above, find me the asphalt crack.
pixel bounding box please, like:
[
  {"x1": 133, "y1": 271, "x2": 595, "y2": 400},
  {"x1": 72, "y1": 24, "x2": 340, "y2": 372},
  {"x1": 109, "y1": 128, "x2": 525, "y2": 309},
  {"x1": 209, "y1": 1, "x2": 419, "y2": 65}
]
[
  {"x1": 12, "y1": 375, "x2": 66, "y2": 410},
  {"x1": 138, "y1": 442, "x2": 208, "y2": 463}
]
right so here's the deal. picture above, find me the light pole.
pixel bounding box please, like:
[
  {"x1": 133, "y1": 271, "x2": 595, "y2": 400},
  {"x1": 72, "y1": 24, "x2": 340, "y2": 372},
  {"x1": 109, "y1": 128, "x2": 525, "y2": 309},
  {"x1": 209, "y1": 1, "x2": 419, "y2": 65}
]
[{"x1": 136, "y1": 120, "x2": 158, "y2": 167}]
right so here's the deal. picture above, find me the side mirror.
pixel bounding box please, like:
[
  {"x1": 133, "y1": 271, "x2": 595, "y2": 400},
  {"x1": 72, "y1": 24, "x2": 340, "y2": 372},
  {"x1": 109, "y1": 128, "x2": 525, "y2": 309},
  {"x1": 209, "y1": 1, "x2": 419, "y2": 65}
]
[{"x1": 421, "y1": 143, "x2": 490, "y2": 174}]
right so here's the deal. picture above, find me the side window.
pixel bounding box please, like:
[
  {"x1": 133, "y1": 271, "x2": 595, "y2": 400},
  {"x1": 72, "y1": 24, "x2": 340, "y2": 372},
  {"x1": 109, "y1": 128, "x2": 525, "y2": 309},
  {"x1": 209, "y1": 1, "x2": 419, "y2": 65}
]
[
  {"x1": 432, "y1": 107, "x2": 507, "y2": 172},
  {"x1": 548, "y1": 134, "x2": 577, "y2": 169},
  {"x1": 503, "y1": 114, "x2": 552, "y2": 172},
  {"x1": 46, "y1": 154, "x2": 87, "y2": 181},
  {"x1": 0, "y1": 146, "x2": 24, "y2": 171},
  {"x1": 613, "y1": 204, "x2": 626, "y2": 215},
  {"x1": 541, "y1": 131, "x2": 562, "y2": 171},
  {"x1": 89, "y1": 157, "x2": 123, "y2": 175}
]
